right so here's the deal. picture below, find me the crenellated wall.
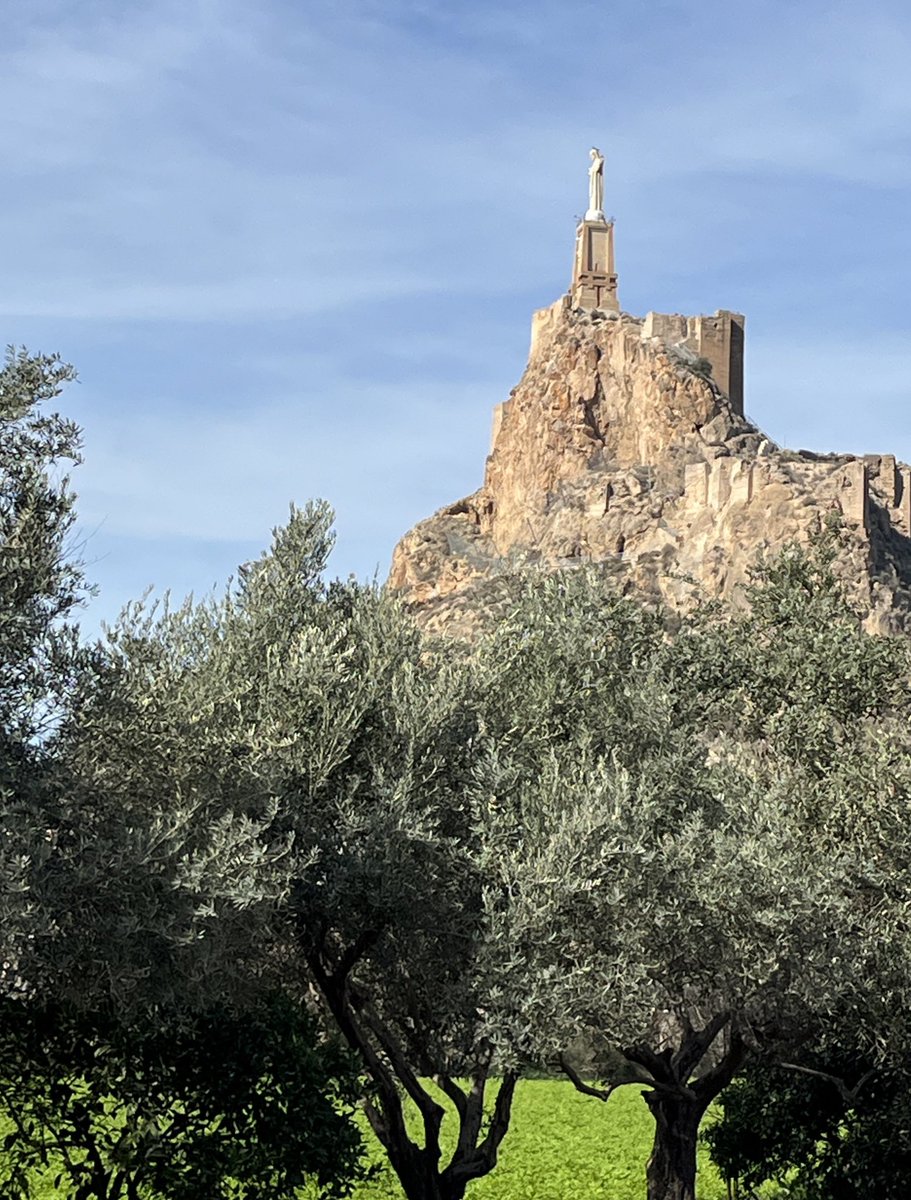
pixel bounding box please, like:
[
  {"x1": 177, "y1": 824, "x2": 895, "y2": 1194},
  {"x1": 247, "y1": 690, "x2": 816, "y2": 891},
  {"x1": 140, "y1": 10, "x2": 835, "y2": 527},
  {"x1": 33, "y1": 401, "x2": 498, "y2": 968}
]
[
  {"x1": 643, "y1": 310, "x2": 745, "y2": 415},
  {"x1": 680, "y1": 453, "x2": 911, "y2": 541}
]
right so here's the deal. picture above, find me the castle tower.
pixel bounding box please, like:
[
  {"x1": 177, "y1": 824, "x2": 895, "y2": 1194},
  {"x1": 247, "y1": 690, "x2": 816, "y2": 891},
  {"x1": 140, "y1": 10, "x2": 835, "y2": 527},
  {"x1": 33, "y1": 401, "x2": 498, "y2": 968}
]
[
  {"x1": 571, "y1": 147, "x2": 619, "y2": 311},
  {"x1": 688, "y1": 310, "x2": 745, "y2": 416}
]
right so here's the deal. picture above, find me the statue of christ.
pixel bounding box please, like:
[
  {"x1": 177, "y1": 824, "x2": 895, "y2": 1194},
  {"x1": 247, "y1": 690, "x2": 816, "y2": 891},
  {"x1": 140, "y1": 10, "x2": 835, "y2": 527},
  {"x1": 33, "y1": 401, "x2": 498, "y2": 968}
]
[{"x1": 586, "y1": 147, "x2": 605, "y2": 220}]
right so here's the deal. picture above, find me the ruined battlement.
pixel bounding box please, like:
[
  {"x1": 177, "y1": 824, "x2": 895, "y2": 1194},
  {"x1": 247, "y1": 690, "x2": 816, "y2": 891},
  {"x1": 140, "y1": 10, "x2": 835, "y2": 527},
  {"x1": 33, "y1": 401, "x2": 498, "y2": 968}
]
[
  {"x1": 682, "y1": 454, "x2": 911, "y2": 539},
  {"x1": 530, "y1": 302, "x2": 745, "y2": 415},
  {"x1": 558, "y1": 191, "x2": 746, "y2": 413},
  {"x1": 643, "y1": 310, "x2": 745, "y2": 416}
]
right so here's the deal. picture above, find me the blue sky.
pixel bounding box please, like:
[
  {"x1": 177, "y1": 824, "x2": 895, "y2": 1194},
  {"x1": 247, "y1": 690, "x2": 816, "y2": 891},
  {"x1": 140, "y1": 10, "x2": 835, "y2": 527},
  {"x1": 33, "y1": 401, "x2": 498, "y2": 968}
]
[{"x1": 4, "y1": 0, "x2": 911, "y2": 630}]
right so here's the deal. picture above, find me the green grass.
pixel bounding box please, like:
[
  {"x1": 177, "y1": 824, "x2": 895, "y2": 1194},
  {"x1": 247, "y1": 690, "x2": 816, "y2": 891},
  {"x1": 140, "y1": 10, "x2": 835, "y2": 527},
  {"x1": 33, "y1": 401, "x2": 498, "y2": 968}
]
[
  {"x1": 341, "y1": 1080, "x2": 729, "y2": 1200},
  {"x1": 12, "y1": 1080, "x2": 731, "y2": 1199}
]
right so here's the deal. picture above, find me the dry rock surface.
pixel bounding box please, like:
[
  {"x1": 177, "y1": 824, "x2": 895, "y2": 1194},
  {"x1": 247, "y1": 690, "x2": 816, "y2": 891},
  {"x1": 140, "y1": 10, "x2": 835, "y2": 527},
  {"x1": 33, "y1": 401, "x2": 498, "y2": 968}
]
[{"x1": 389, "y1": 297, "x2": 911, "y2": 635}]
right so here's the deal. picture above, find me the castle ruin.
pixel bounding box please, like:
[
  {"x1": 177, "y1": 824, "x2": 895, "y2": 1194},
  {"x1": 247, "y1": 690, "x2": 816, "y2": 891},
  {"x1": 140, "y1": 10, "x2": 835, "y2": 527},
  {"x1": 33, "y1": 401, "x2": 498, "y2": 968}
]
[{"x1": 390, "y1": 153, "x2": 911, "y2": 635}]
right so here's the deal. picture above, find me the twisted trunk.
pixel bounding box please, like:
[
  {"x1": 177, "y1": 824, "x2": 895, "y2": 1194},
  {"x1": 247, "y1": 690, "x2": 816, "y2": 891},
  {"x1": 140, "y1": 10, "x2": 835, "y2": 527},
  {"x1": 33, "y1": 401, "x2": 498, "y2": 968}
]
[
  {"x1": 394, "y1": 1157, "x2": 459, "y2": 1200},
  {"x1": 307, "y1": 942, "x2": 517, "y2": 1200},
  {"x1": 564, "y1": 1014, "x2": 746, "y2": 1200},
  {"x1": 643, "y1": 1088, "x2": 707, "y2": 1200},
  {"x1": 636, "y1": 1017, "x2": 746, "y2": 1200}
]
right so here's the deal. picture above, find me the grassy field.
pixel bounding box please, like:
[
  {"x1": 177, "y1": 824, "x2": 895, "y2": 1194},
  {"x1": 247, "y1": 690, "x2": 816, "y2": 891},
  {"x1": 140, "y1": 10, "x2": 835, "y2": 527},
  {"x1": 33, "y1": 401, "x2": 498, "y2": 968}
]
[
  {"x1": 16, "y1": 1080, "x2": 731, "y2": 1199},
  {"x1": 336, "y1": 1080, "x2": 730, "y2": 1200}
]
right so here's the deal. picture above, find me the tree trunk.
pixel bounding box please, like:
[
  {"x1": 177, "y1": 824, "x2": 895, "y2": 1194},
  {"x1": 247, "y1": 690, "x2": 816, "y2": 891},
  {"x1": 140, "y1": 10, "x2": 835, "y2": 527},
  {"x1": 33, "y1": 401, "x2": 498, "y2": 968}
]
[
  {"x1": 396, "y1": 1162, "x2": 464, "y2": 1200},
  {"x1": 643, "y1": 1089, "x2": 706, "y2": 1200}
]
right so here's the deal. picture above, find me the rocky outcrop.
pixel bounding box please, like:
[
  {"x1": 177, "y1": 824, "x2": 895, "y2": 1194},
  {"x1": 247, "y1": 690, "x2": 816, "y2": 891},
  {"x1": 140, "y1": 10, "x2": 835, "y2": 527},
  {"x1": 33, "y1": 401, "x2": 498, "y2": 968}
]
[{"x1": 389, "y1": 296, "x2": 911, "y2": 635}]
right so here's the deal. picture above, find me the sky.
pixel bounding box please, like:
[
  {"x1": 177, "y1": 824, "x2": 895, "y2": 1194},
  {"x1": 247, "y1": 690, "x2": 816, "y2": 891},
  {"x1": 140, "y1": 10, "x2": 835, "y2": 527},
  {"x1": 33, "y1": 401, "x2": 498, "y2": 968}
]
[{"x1": 3, "y1": 0, "x2": 911, "y2": 631}]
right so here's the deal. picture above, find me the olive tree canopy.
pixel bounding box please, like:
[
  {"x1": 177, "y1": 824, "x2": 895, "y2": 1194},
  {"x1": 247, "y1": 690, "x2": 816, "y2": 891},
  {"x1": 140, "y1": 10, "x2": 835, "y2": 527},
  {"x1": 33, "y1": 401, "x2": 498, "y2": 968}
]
[{"x1": 469, "y1": 555, "x2": 911, "y2": 1200}]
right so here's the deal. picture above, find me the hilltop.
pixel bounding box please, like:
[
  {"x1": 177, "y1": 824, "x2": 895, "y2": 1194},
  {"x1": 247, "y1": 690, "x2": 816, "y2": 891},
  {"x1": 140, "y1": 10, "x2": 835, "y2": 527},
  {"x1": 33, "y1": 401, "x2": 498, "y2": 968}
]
[{"x1": 389, "y1": 215, "x2": 911, "y2": 634}]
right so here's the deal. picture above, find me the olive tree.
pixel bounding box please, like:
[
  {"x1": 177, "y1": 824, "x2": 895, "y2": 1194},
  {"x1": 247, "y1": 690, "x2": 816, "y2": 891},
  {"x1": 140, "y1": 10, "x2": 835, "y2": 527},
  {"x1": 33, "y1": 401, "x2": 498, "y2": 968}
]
[
  {"x1": 61, "y1": 504, "x2": 520, "y2": 1200},
  {"x1": 469, "y1": 556, "x2": 911, "y2": 1200},
  {"x1": 58, "y1": 479, "x2": 911, "y2": 1200},
  {"x1": 0, "y1": 346, "x2": 86, "y2": 994},
  {"x1": 0, "y1": 345, "x2": 83, "y2": 741},
  {"x1": 0, "y1": 359, "x2": 370, "y2": 1199}
]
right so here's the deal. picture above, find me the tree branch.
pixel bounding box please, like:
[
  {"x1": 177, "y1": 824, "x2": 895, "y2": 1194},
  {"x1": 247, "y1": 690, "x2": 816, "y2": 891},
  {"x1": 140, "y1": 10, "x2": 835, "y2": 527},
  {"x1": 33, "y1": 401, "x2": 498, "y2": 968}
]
[
  {"x1": 622, "y1": 1043, "x2": 694, "y2": 1097},
  {"x1": 457, "y1": 1069, "x2": 488, "y2": 1163},
  {"x1": 307, "y1": 952, "x2": 411, "y2": 1163},
  {"x1": 560, "y1": 1053, "x2": 615, "y2": 1102},
  {"x1": 672, "y1": 1010, "x2": 732, "y2": 1082},
  {"x1": 433, "y1": 1072, "x2": 468, "y2": 1121},
  {"x1": 331, "y1": 928, "x2": 380, "y2": 988},
  {"x1": 692, "y1": 1028, "x2": 746, "y2": 1105},
  {"x1": 778, "y1": 1061, "x2": 876, "y2": 1107},
  {"x1": 623, "y1": 1041, "x2": 671, "y2": 1081},
  {"x1": 448, "y1": 1069, "x2": 519, "y2": 1187},
  {"x1": 355, "y1": 996, "x2": 445, "y2": 1136},
  {"x1": 475, "y1": 1070, "x2": 518, "y2": 1168},
  {"x1": 349, "y1": 985, "x2": 460, "y2": 1184}
]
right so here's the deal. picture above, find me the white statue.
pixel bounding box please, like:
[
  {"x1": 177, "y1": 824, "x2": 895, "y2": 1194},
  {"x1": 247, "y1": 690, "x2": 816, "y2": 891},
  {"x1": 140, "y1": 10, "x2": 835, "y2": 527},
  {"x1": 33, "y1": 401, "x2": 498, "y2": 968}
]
[{"x1": 586, "y1": 146, "x2": 605, "y2": 221}]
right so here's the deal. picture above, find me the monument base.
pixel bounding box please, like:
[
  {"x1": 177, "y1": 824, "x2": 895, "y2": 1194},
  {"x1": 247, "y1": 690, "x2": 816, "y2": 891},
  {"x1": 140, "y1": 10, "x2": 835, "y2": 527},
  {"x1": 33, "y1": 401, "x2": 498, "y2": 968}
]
[{"x1": 571, "y1": 219, "x2": 619, "y2": 311}]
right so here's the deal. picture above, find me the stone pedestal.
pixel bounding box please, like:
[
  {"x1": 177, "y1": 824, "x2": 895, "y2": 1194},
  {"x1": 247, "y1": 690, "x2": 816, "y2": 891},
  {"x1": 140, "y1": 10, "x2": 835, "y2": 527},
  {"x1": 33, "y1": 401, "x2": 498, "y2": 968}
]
[{"x1": 571, "y1": 219, "x2": 619, "y2": 311}]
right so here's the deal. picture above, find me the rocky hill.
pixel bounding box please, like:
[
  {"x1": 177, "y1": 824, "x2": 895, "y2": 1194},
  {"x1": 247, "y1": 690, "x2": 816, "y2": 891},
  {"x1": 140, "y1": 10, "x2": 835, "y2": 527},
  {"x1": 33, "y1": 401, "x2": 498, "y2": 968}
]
[{"x1": 389, "y1": 292, "x2": 911, "y2": 636}]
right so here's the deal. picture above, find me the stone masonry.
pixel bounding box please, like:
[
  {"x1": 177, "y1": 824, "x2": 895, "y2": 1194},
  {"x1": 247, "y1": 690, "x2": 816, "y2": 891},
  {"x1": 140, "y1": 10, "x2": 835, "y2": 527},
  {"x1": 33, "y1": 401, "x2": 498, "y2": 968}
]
[
  {"x1": 571, "y1": 218, "x2": 619, "y2": 312},
  {"x1": 642, "y1": 310, "x2": 745, "y2": 416}
]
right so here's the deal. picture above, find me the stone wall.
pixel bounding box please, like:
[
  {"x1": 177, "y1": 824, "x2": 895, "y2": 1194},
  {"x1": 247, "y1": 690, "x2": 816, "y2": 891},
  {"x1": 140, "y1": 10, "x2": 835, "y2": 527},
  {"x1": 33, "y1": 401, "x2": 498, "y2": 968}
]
[
  {"x1": 863, "y1": 453, "x2": 911, "y2": 535},
  {"x1": 643, "y1": 310, "x2": 745, "y2": 416},
  {"x1": 681, "y1": 454, "x2": 909, "y2": 537}
]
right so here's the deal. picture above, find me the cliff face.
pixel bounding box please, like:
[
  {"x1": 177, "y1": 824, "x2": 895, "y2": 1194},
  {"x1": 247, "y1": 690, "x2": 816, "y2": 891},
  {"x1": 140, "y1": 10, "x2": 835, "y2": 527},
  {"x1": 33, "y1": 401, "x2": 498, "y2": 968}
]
[{"x1": 389, "y1": 297, "x2": 911, "y2": 634}]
